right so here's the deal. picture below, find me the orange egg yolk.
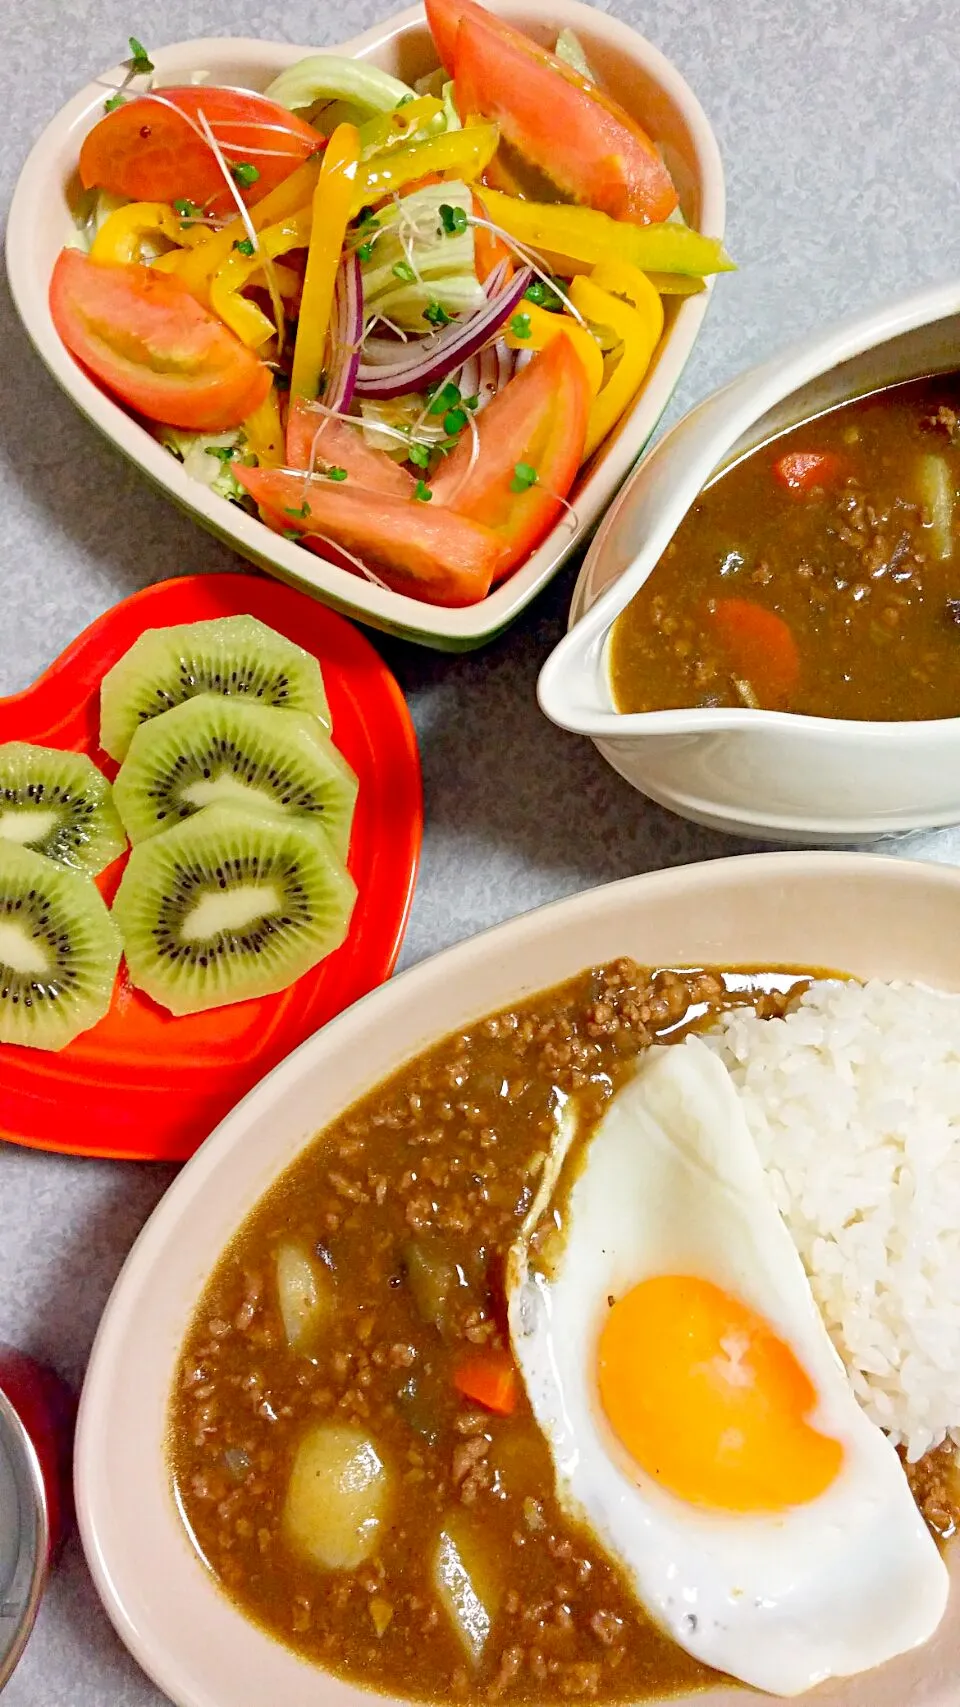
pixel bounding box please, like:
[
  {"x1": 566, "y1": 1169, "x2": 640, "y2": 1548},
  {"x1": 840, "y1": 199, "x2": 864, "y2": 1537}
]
[{"x1": 597, "y1": 1274, "x2": 844, "y2": 1513}]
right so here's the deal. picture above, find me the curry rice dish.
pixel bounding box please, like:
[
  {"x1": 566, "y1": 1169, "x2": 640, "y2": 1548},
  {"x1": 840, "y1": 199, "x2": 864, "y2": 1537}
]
[{"x1": 170, "y1": 961, "x2": 960, "y2": 1701}]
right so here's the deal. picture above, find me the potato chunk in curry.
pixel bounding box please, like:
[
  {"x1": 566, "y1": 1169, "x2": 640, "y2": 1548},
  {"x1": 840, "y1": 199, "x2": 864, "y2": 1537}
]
[{"x1": 283, "y1": 1422, "x2": 390, "y2": 1570}]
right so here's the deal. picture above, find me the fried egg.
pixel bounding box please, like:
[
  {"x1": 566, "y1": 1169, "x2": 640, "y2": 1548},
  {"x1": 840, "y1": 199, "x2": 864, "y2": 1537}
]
[{"x1": 506, "y1": 1037, "x2": 949, "y2": 1696}]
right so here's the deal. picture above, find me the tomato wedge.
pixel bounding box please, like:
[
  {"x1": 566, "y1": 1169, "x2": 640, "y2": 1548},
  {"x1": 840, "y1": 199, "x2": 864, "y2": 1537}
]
[
  {"x1": 79, "y1": 87, "x2": 322, "y2": 215},
  {"x1": 425, "y1": 0, "x2": 677, "y2": 224},
  {"x1": 285, "y1": 400, "x2": 417, "y2": 496},
  {"x1": 49, "y1": 249, "x2": 271, "y2": 431},
  {"x1": 236, "y1": 466, "x2": 507, "y2": 606},
  {"x1": 432, "y1": 334, "x2": 590, "y2": 582},
  {"x1": 425, "y1": 0, "x2": 471, "y2": 75}
]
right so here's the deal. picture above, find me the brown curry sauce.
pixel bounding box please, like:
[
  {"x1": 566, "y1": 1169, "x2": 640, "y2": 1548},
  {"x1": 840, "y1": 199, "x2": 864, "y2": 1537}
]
[{"x1": 169, "y1": 962, "x2": 957, "y2": 1703}]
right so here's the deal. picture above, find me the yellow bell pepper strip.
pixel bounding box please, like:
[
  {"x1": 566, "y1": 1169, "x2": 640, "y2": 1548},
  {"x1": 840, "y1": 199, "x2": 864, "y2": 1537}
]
[
  {"x1": 90, "y1": 201, "x2": 185, "y2": 265},
  {"x1": 506, "y1": 258, "x2": 704, "y2": 297},
  {"x1": 503, "y1": 301, "x2": 604, "y2": 397},
  {"x1": 167, "y1": 156, "x2": 322, "y2": 300},
  {"x1": 569, "y1": 264, "x2": 664, "y2": 458},
  {"x1": 242, "y1": 386, "x2": 285, "y2": 467},
  {"x1": 646, "y1": 273, "x2": 706, "y2": 296},
  {"x1": 291, "y1": 123, "x2": 361, "y2": 400},
  {"x1": 588, "y1": 258, "x2": 666, "y2": 314},
  {"x1": 207, "y1": 209, "x2": 311, "y2": 347},
  {"x1": 351, "y1": 120, "x2": 499, "y2": 212},
  {"x1": 357, "y1": 95, "x2": 445, "y2": 158},
  {"x1": 478, "y1": 189, "x2": 734, "y2": 280},
  {"x1": 209, "y1": 253, "x2": 277, "y2": 348},
  {"x1": 149, "y1": 223, "x2": 227, "y2": 273}
]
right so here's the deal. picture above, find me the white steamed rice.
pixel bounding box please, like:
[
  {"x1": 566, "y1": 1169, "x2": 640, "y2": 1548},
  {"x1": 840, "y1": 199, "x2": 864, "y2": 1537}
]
[{"x1": 701, "y1": 977, "x2": 960, "y2": 1463}]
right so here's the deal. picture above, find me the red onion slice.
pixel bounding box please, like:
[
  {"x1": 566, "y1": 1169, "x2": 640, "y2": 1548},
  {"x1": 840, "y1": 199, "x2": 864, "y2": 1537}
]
[
  {"x1": 494, "y1": 336, "x2": 515, "y2": 391},
  {"x1": 354, "y1": 267, "x2": 532, "y2": 400},
  {"x1": 483, "y1": 257, "x2": 509, "y2": 299},
  {"x1": 326, "y1": 252, "x2": 363, "y2": 414},
  {"x1": 456, "y1": 354, "x2": 481, "y2": 402},
  {"x1": 476, "y1": 342, "x2": 499, "y2": 410}
]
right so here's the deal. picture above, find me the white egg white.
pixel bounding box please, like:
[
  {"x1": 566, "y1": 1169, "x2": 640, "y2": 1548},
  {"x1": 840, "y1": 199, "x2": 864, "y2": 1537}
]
[{"x1": 506, "y1": 1036, "x2": 949, "y2": 1697}]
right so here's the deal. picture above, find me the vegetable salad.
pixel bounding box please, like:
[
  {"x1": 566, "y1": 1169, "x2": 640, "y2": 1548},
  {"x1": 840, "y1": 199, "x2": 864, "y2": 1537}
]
[{"x1": 51, "y1": 1, "x2": 732, "y2": 607}]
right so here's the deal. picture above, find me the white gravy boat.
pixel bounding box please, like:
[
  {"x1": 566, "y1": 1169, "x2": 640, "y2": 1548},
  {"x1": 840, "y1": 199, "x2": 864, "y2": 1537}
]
[{"x1": 538, "y1": 282, "x2": 960, "y2": 843}]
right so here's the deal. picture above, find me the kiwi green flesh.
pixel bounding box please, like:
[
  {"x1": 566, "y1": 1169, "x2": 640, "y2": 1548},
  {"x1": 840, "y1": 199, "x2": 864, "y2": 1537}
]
[
  {"x1": 0, "y1": 743, "x2": 127, "y2": 877},
  {"x1": 112, "y1": 799, "x2": 357, "y2": 1016},
  {"x1": 113, "y1": 696, "x2": 358, "y2": 859},
  {"x1": 99, "y1": 614, "x2": 331, "y2": 762},
  {"x1": 0, "y1": 841, "x2": 122, "y2": 1050}
]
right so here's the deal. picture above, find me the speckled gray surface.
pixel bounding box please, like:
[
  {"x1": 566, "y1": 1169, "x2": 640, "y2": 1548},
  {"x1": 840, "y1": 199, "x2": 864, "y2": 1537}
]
[{"x1": 1, "y1": 1, "x2": 960, "y2": 1701}]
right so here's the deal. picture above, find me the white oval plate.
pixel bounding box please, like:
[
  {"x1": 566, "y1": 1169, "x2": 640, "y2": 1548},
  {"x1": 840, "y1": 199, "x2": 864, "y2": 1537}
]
[
  {"x1": 78, "y1": 851, "x2": 960, "y2": 1707},
  {"x1": 6, "y1": 4, "x2": 725, "y2": 651}
]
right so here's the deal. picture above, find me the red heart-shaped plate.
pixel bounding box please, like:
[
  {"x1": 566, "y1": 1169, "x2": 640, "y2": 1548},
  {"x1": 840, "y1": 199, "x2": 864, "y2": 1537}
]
[{"x1": 0, "y1": 574, "x2": 422, "y2": 1160}]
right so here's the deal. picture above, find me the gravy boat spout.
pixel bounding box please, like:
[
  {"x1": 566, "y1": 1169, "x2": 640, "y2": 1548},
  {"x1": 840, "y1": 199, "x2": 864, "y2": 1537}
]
[{"x1": 538, "y1": 279, "x2": 960, "y2": 844}]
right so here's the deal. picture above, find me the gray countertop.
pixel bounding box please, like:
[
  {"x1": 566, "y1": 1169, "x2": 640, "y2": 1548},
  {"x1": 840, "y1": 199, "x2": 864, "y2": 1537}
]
[{"x1": 1, "y1": 1, "x2": 960, "y2": 1701}]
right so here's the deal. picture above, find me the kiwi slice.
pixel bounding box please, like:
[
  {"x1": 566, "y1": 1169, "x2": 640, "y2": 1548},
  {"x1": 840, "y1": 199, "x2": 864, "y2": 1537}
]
[
  {"x1": 99, "y1": 615, "x2": 332, "y2": 762},
  {"x1": 112, "y1": 799, "x2": 357, "y2": 1016},
  {"x1": 113, "y1": 696, "x2": 358, "y2": 856},
  {"x1": 0, "y1": 841, "x2": 122, "y2": 1049},
  {"x1": 0, "y1": 743, "x2": 126, "y2": 876}
]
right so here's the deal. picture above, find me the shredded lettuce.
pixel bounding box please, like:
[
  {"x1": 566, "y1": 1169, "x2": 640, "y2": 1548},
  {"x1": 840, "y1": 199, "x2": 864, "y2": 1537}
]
[
  {"x1": 413, "y1": 68, "x2": 461, "y2": 131},
  {"x1": 68, "y1": 188, "x2": 130, "y2": 252},
  {"x1": 156, "y1": 427, "x2": 253, "y2": 501},
  {"x1": 360, "y1": 179, "x2": 485, "y2": 332},
  {"x1": 414, "y1": 67, "x2": 446, "y2": 99},
  {"x1": 441, "y1": 80, "x2": 461, "y2": 132},
  {"x1": 554, "y1": 28, "x2": 596, "y2": 79},
  {"x1": 265, "y1": 55, "x2": 414, "y2": 121},
  {"x1": 357, "y1": 395, "x2": 437, "y2": 458},
  {"x1": 552, "y1": 33, "x2": 688, "y2": 228}
]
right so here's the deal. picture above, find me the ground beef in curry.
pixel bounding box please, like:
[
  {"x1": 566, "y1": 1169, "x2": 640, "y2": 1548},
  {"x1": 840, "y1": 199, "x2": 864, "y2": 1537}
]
[{"x1": 169, "y1": 961, "x2": 960, "y2": 1704}]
